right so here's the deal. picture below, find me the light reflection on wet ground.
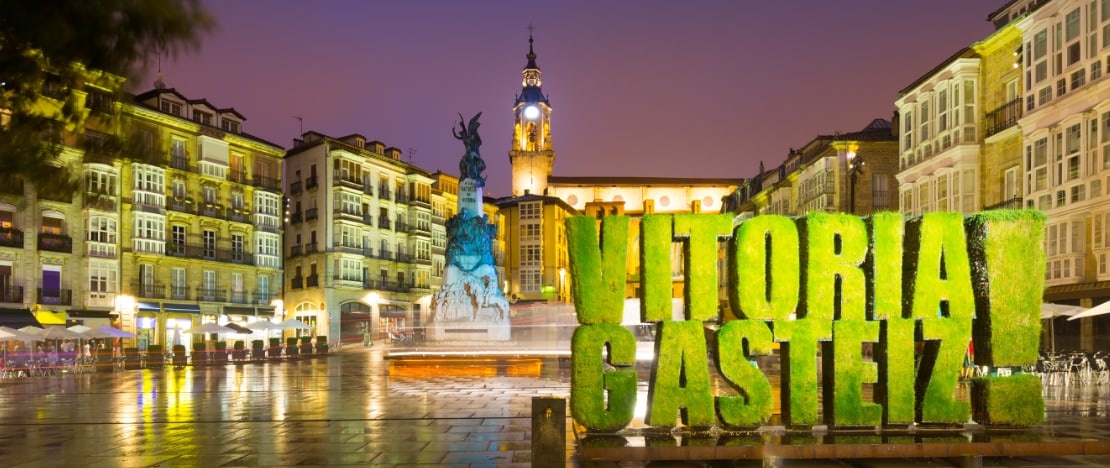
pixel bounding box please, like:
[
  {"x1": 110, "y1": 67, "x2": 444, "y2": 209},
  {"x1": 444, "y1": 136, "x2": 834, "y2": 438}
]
[{"x1": 0, "y1": 343, "x2": 1106, "y2": 467}]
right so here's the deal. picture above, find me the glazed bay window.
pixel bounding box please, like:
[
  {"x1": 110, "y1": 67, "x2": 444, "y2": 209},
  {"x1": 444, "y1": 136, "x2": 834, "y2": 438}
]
[
  {"x1": 86, "y1": 216, "x2": 117, "y2": 258},
  {"x1": 339, "y1": 258, "x2": 361, "y2": 282},
  {"x1": 1045, "y1": 220, "x2": 1085, "y2": 283},
  {"x1": 132, "y1": 212, "x2": 165, "y2": 253},
  {"x1": 255, "y1": 233, "x2": 280, "y2": 268},
  {"x1": 87, "y1": 259, "x2": 117, "y2": 307},
  {"x1": 1027, "y1": 137, "x2": 1049, "y2": 193},
  {"x1": 132, "y1": 164, "x2": 165, "y2": 208}
]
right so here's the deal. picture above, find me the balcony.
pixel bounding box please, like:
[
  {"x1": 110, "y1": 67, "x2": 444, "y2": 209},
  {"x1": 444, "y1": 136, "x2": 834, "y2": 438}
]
[
  {"x1": 38, "y1": 233, "x2": 72, "y2": 253},
  {"x1": 378, "y1": 188, "x2": 391, "y2": 200},
  {"x1": 227, "y1": 209, "x2": 249, "y2": 223},
  {"x1": 411, "y1": 197, "x2": 431, "y2": 208},
  {"x1": 0, "y1": 228, "x2": 24, "y2": 248},
  {"x1": 396, "y1": 253, "x2": 411, "y2": 263},
  {"x1": 289, "y1": 244, "x2": 302, "y2": 257},
  {"x1": 170, "y1": 156, "x2": 192, "y2": 171},
  {"x1": 414, "y1": 255, "x2": 433, "y2": 265},
  {"x1": 334, "y1": 171, "x2": 363, "y2": 190},
  {"x1": 363, "y1": 214, "x2": 375, "y2": 227},
  {"x1": 305, "y1": 175, "x2": 318, "y2": 190},
  {"x1": 199, "y1": 203, "x2": 225, "y2": 219},
  {"x1": 335, "y1": 206, "x2": 362, "y2": 221},
  {"x1": 229, "y1": 290, "x2": 249, "y2": 304},
  {"x1": 306, "y1": 274, "x2": 319, "y2": 288},
  {"x1": 335, "y1": 243, "x2": 364, "y2": 255},
  {"x1": 395, "y1": 221, "x2": 408, "y2": 232},
  {"x1": 227, "y1": 170, "x2": 248, "y2": 184},
  {"x1": 252, "y1": 290, "x2": 274, "y2": 305},
  {"x1": 395, "y1": 193, "x2": 409, "y2": 204},
  {"x1": 305, "y1": 242, "x2": 319, "y2": 254},
  {"x1": 197, "y1": 287, "x2": 227, "y2": 302},
  {"x1": 290, "y1": 211, "x2": 303, "y2": 224},
  {"x1": 410, "y1": 224, "x2": 431, "y2": 237},
  {"x1": 984, "y1": 98, "x2": 1022, "y2": 138},
  {"x1": 377, "y1": 250, "x2": 394, "y2": 261},
  {"x1": 132, "y1": 282, "x2": 166, "y2": 299},
  {"x1": 332, "y1": 275, "x2": 364, "y2": 288},
  {"x1": 305, "y1": 208, "x2": 318, "y2": 221},
  {"x1": 0, "y1": 286, "x2": 23, "y2": 303},
  {"x1": 166, "y1": 197, "x2": 196, "y2": 214},
  {"x1": 379, "y1": 216, "x2": 392, "y2": 230},
  {"x1": 290, "y1": 180, "x2": 302, "y2": 194},
  {"x1": 170, "y1": 285, "x2": 190, "y2": 300},
  {"x1": 290, "y1": 276, "x2": 304, "y2": 290},
  {"x1": 83, "y1": 192, "x2": 118, "y2": 212},
  {"x1": 37, "y1": 288, "x2": 73, "y2": 306},
  {"x1": 985, "y1": 196, "x2": 1024, "y2": 211},
  {"x1": 252, "y1": 175, "x2": 281, "y2": 192}
]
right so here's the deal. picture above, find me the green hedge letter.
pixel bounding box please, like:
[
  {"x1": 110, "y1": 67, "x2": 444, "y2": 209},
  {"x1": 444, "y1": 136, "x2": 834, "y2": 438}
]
[
  {"x1": 571, "y1": 323, "x2": 637, "y2": 431},
  {"x1": 906, "y1": 212, "x2": 974, "y2": 424},
  {"x1": 567, "y1": 215, "x2": 629, "y2": 324},
  {"x1": 674, "y1": 214, "x2": 733, "y2": 321},
  {"x1": 717, "y1": 319, "x2": 774, "y2": 427},
  {"x1": 799, "y1": 212, "x2": 867, "y2": 321},
  {"x1": 823, "y1": 320, "x2": 881, "y2": 427},
  {"x1": 647, "y1": 320, "x2": 714, "y2": 427},
  {"x1": 640, "y1": 214, "x2": 673, "y2": 322},
  {"x1": 774, "y1": 318, "x2": 832, "y2": 427},
  {"x1": 730, "y1": 215, "x2": 799, "y2": 321}
]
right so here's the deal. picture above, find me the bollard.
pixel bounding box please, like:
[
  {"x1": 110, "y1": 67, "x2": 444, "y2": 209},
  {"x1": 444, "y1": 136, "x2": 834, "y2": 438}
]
[{"x1": 531, "y1": 396, "x2": 566, "y2": 467}]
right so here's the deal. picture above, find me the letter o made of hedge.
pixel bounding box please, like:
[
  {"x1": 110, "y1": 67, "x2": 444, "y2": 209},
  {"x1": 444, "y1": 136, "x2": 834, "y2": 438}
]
[{"x1": 730, "y1": 215, "x2": 799, "y2": 321}]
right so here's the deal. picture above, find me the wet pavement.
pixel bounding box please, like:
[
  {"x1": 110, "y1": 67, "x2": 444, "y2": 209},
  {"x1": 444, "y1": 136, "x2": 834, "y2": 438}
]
[{"x1": 0, "y1": 344, "x2": 1107, "y2": 467}]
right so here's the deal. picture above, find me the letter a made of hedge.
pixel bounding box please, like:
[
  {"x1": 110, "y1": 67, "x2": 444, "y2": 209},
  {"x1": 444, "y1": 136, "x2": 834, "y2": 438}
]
[
  {"x1": 729, "y1": 215, "x2": 799, "y2": 321},
  {"x1": 567, "y1": 215, "x2": 629, "y2": 324},
  {"x1": 571, "y1": 323, "x2": 637, "y2": 431},
  {"x1": 647, "y1": 320, "x2": 714, "y2": 427},
  {"x1": 716, "y1": 319, "x2": 774, "y2": 428}
]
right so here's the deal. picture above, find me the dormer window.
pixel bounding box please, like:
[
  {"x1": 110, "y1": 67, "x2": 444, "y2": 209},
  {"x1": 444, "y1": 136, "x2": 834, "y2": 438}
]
[
  {"x1": 192, "y1": 110, "x2": 212, "y2": 125},
  {"x1": 160, "y1": 100, "x2": 182, "y2": 116},
  {"x1": 220, "y1": 119, "x2": 240, "y2": 133}
]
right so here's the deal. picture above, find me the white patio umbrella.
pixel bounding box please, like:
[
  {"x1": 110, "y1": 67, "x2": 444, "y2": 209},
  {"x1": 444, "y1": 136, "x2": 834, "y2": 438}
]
[
  {"x1": 185, "y1": 322, "x2": 234, "y2": 335},
  {"x1": 97, "y1": 325, "x2": 135, "y2": 339},
  {"x1": 1068, "y1": 300, "x2": 1110, "y2": 321},
  {"x1": 279, "y1": 319, "x2": 311, "y2": 331},
  {"x1": 39, "y1": 325, "x2": 85, "y2": 340},
  {"x1": 1042, "y1": 303, "x2": 1082, "y2": 353}
]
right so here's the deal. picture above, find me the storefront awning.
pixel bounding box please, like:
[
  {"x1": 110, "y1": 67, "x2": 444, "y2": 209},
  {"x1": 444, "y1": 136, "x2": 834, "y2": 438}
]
[
  {"x1": 0, "y1": 308, "x2": 41, "y2": 328},
  {"x1": 256, "y1": 307, "x2": 276, "y2": 317},
  {"x1": 35, "y1": 310, "x2": 66, "y2": 325},
  {"x1": 224, "y1": 306, "x2": 256, "y2": 316},
  {"x1": 67, "y1": 309, "x2": 114, "y2": 318},
  {"x1": 164, "y1": 303, "x2": 201, "y2": 313},
  {"x1": 137, "y1": 301, "x2": 160, "y2": 312}
]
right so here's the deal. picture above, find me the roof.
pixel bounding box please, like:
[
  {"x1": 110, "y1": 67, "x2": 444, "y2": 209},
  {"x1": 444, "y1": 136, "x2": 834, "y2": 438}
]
[
  {"x1": 492, "y1": 193, "x2": 579, "y2": 214},
  {"x1": 898, "y1": 47, "x2": 978, "y2": 96},
  {"x1": 516, "y1": 86, "x2": 549, "y2": 105},
  {"x1": 547, "y1": 176, "x2": 743, "y2": 187}
]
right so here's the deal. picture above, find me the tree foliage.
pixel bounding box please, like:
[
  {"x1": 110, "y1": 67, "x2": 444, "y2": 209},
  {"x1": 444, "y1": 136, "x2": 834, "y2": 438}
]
[{"x1": 0, "y1": 0, "x2": 214, "y2": 194}]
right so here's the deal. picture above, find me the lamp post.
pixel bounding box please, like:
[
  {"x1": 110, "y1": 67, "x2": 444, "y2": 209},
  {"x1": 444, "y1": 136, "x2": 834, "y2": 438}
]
[
  {"x1": 848, "y1": 153, "x2": 866, "y2": 214},
  {"x1": 363, "y1": 292, "x2": 381, "y2": 347}
]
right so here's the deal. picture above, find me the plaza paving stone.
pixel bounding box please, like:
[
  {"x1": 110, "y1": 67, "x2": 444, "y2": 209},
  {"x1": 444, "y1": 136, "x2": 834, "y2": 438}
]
[{"x1": 0, "y1": 344, "x2": 1106, "y2": 467}]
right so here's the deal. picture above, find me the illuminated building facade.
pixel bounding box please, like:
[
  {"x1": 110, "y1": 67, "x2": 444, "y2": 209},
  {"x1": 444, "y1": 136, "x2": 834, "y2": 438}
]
[
  {"x1": 117, "y1": 87, "x2": 286, "y2": 349},
  {"x1": 283, "y1": 132, "x2": 438, "y2": 345}
]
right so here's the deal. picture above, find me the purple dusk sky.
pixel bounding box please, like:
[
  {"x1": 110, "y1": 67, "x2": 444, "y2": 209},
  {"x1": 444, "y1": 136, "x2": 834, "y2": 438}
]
[{"x1": 136, "y1": 1, "x2": 1001, "y2": 197}]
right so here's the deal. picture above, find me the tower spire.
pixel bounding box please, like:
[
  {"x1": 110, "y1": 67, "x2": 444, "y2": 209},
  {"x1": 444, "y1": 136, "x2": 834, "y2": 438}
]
[{"x1": 526, "y1": 24, "x2": 538, "y2": 70}]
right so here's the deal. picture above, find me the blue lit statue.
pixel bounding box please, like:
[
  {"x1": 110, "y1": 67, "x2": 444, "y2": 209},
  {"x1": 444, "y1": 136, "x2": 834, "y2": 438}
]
[{"x1": 453, "y1": 113, "x2": 486, "y2": 187}]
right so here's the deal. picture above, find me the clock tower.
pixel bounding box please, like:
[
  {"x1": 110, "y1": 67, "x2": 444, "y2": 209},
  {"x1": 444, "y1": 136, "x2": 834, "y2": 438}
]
[{"x1": 509, "y1": 33, "x2": 555, "y2": 197}]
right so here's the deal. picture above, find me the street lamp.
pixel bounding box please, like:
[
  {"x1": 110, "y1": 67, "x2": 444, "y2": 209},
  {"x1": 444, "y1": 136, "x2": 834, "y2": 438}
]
[{"x1": 848, "y1": 153, "x2": 866, "y2": 214}]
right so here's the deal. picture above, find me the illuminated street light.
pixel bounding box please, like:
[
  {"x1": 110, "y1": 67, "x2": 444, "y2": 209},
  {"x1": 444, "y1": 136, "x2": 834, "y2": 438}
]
[{"x1": 848, "y1": 153, "x2": 866, "y2": 214}]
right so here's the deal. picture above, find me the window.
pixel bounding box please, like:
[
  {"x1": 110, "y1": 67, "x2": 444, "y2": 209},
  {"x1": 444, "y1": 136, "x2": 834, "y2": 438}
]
[
  {"x1": 172, "y1": 268, "x2": 186, "y2": 299},
  {"x1": 1004, "y1": 167, "x2": 1020, "y2": 201},
  {"x1": 203, "y1": 270, "x2": 217, "y2": 299},
  {"x1": 170, "y1": 225, "x2": 186, "y2": 254},
  {"x1": 255, "y1": 233, "x2": 280, "y2": 268},
  {"x1": 85, "y1": 169, "x2": 117, "y2": 196},
  {"x1": 171, "y1": 138, "x2": 187, "y2": 162},
  {"x1": 88, "y1": 259, "x2": 117, "y2": 296},
  {"x1": 257, "y1": 275, "x2": 270, "y2": 302},
  {"x1": 1033, "y1": 30, "x2": 1048, "y2": 83},
  {"x1": 1072, "y1": 69, "x2": 1087, "y2": 90},
  {"x1": 160, "y1": 100, "x2": 182, "y2": 116},
  {"x1": 86, "y1": 216, "x2": 117, "y2": 258},
  {"x1": 520, "y1": 201, "x2": 541, "y2": 219},
  {"x1": 133, "y1": 213, "x2": 164, "y2": 240},
  {"x1": 202, "y1": 230, "x2": 216, "y2": 259},
  {"x1": 232, "y1": 234, "x2": 244, "y2": 261},
  {"x1": 172, "y1": 178, "x2": 186, "y2": 199},
  {"x1": 192, "y1": 109, "x2": 212, "y2": 125},
  {"x1": 340, "y1": 258, "x2": 361, "y2": 281},
  {"x1": 523, "y1": 223, "x2": 541, "y2": 241},
  {"x1": 221, "y1": 119, "x2": 240, "y2": 133}
]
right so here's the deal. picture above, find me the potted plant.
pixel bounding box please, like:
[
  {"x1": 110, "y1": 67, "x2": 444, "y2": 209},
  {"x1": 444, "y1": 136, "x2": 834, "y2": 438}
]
[
  {"x1": 192, "y1": 342, "x2": 207, "y2": 365},
  {"x1": 214, "y1": 341, "x2": 228, "y2": 363},
  {"x1": 233, "y1": 340, "x2": 246, "y2": 361},
  {"x1": 172, "y1": 344, "x2": 187, "y2": 367},
  {"x1": 315, "y1": 336, "x2": 328, "y2": 355},
  {"x1": 123, "y1": 347, "x2": 141, "y2": 370},
  {"x1": 146, "y1": 344, "x2": 164, "y2": 368},
  {"x1": 285, "y1": 337, "x2": 298, "y2": 357},
  {"x1": 300, "y1": 336, "x2": 313, "y2": 356},
  {"x1": 251, "y1": 340, "x2": 264, "y2": 361}
]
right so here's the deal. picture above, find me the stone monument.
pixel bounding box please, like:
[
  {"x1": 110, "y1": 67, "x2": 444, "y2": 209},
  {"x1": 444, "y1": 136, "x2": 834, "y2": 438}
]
[{"x1": 428, "y1": 113, "x2": 511, "y2": 341}]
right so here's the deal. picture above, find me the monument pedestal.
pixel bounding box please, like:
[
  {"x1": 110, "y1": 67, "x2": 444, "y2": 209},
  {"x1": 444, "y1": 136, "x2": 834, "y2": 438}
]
[{"x1": 429, "y1": 262, "x2": 510, "y2": 342}]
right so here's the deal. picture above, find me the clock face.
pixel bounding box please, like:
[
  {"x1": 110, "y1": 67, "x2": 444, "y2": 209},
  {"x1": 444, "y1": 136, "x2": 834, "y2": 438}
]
[{"x1": 523, "y1": 105, "x2": 540, "y2": 120}]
